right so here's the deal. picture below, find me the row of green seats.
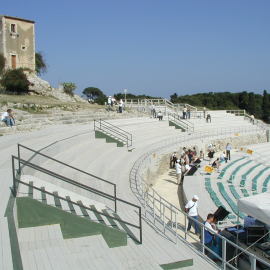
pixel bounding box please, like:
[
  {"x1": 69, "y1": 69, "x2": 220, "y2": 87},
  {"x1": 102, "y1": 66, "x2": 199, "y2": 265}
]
[
  {"x1": 252, "y1": 167, "x2": 270, "y2": 191},
  {"x1": 241, "y1": 189, "x2": 249, "y2": 197},
  {"x1": 240, "y1": 164, "x2": 262, "y2": 187},
  {"x1": 205, "y1": 179, "x2": 237, "y2": 221},
  {"x1": 229, "y1": 185, "x2": 241, "y2": 200},
  {"x1": 228, "y1": 160, "x2": 252, "y2": 183},
  {"x1": 217, "y1": 182, "x2": 244, "y2": 219},
  {"x1": 218, "y1": 157, "x2": 246, "y2": 179},
  {"x1": 205, "y1": 178, "x2": 223, "y2": 207},
  {"x1": 262, "y1": 175, "x2": 270, "y2": 193}
]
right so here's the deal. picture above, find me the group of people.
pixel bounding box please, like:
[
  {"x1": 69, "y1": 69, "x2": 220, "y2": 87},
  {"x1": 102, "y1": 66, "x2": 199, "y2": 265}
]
[
  {"x1": 107, "y1": 96, "x2": 124, "y2": 113},
  {"x1": 1, "y1": 109, "x2": 15, "y2": 127},
  {"x1": 207, "y1": 143, "x2": 232, "y2": 172},
  {"x1": 170, "y1": 147, "x2": 203, "y2": 185},
  {"x1": 182, "y1": 106, "x2": 191, "y2": 119},
  {"x1": 150, "y1": 105, "x2": 163, "y2": 120}
]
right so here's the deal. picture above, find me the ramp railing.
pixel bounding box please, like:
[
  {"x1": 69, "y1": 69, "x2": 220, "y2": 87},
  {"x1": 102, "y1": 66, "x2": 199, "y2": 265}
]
[
  {"x1": 12, "y1": 155, "x2": 142, "y2": 243},
  {"x1": 168, "y1": 113, "x2": 194, "y2": 132},
  {"x1": 94, "y1": 119, "x2": 133, "y2": 148}
]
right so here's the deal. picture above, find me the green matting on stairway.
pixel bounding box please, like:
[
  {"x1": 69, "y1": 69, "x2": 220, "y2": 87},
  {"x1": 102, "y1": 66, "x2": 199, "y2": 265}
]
[
  {"x1": 95, "y1": 130, "x2": 124, "y2": 147},
  {"x1": 16, "y1": 197, "x2": 127, "y2": 248},
  {"x1": 168, "y1": 121, "x2": 185, "y2": 132},
  {"x1": 160, "y1": 259, "x2": 193, "y2": 269}
]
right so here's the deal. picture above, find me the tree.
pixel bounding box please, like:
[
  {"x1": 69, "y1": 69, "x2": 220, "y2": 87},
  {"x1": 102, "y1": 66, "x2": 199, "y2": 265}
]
[
  {"x1": 262, "y1": 90, "x2": 270, "y2": 123},
  {"x1": 0, "y1": 54, "x2": 5, "y2": 75},
  {"x1": 247, "y1": 92, "x2": 256, "y2": 115},
  {"x1": 1, "y1": 68, "x2": 30, "y2": 93},
  {"x1": 62, "y1": 82, "x2": 76, "y2": 96},
  {"x1": 83, "y1": 87, "x2": 107, "y2": 105},
  {"x1": 35, "y1": 52, "x2": 47, "y2": 75},
  {"x1": 83, "y1": 87, "x2": 104, "y2": 99},
  {"x1": 170, "y1": 93, "x2": 178, "y2": 103},
  {"x1": 238, "y1": 92, "x2": 249, "y2": 110}
]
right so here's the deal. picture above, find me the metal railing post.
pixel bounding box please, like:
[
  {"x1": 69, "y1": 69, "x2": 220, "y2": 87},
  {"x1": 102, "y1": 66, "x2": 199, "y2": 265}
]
[
  {"x1": 201, "y1": 224, "x2": 205, "y2": 254},
  {"x1": 17, "y1": 144, "x2": 21, "y2": 173},
  {"x1": 250, "y1": 256, "x2": 256, "y2": 270},
  {"x1": 12, "y1": 156, "x2": 17, "y2": 196},
  {"x1": 184, "y1": 214, "x2": 187, "y2": 240},
  {"x1": 139, "y1": 206, "x2": 142, "y2": 244},
  {"x1": 114, "y1": 184, "x2": 117, "y2": 213},
  {"x1": 222, "y1": 238, "x2": 227, "y2": 269},
  {"x1": 163, "y1": 204, "x2": 165, "y2": 233}
]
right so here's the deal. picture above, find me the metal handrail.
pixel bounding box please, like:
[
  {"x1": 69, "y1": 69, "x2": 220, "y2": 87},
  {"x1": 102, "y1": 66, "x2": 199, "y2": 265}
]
[
  {"x1": 168, "y1": 113, "x2": 194, "y2": 132},
  {"x1": 130, "y1": 127, "x2": 270, "y2": 269},
  {"x1": 94, "y1": 119, "x2": 133, "y2": 148},
  {"x1": 125, "y1": 98, "x2": 198, "y2": 113},
  {"x1": 17, "y1": 143, "x2": 117, "y2": 211},
  {"x1": 12, "y1": 156, "x2": 142, "y2": 244}
]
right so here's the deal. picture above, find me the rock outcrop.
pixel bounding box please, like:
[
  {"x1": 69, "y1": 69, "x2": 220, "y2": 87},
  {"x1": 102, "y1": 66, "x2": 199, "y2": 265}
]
[{"x1": 27, "y1": 73, "x2": 86, "y2": 103}]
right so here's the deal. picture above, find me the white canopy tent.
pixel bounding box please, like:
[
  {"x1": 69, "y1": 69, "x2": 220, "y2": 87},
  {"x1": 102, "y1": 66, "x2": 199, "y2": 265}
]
[{"x1": 238, "y1": 192, "x2": 270, "y2": 225}]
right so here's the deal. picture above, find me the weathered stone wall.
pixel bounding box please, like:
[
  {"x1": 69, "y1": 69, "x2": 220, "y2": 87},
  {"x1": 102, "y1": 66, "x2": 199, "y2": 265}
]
[
  {"x1": 1, "y1": 17, "x2": 35, "y2": 70},
  {"x1": 209, "y1": 132, "x2": 267, "y2": 151}
]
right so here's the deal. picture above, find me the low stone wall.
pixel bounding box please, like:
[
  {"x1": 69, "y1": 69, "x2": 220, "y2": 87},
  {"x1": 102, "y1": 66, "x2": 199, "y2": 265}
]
[{"x1": 208, "y1": 132, "x2": 267, "y2": 152}]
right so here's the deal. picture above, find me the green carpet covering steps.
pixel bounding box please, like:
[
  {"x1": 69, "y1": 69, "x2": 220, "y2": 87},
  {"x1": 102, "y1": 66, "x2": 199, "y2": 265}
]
[
  {"x1": 217, "y1": 182, "x2": 244, "y2": 219},
  {"x1": 160, "y1": 259, "x2": 193, "y2": 269},
  {"x1": 240, "y1": 163, "x2": 262, "y2": 187},
  {"x1": 168, "y1": 121, "x2": 186, "y2": 132},
  {"x1": 241, "y1": 189, "x2": 250, "y2": 197},
  {"x1": 229, "y1": 185, "x2": 241, "y2": 200},
  {"x1": 16, "y1": 197, "x2": 127, "y2": 248},
  {"x1": 95, "y1": 130, "x2": 125, "y2": 147},
  {"x1": 205, "y1": 178, "x2": 223, "y2": 208},
  {"x1": 218, "y1": 157, "x2": 246, "y2": 179},
  {"x1": 227, "y1": 160, "x2": 253, "y2": 183},
  {"x1": 262, "y1": 175, "x2": 270, "y2": 193},
  {"x1": 252, "y1": 167, "x2": 270, "y2": 192}
]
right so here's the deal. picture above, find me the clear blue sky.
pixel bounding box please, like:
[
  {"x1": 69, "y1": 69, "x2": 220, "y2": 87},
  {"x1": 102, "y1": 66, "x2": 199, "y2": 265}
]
[{"x1": 3, "y1": 0, "x2": 270, "y2": 97}]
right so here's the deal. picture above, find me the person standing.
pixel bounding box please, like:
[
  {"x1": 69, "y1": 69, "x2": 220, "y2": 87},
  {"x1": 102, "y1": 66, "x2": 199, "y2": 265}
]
[
  {"x1": 175, "y1": 160, "x2": 182, "y2": 185},
  {"x1": 185, "y1": 195, "x2": 199, "y2": 235},
  {"x1": 226, "y1": 143, "x2": 232, "y2": 161},
  {"x1": 170, "y1": 152, "x2": 177, "y2": 168},
  {"x1": 206, "y1": 113, "x2": 211, "y2": 123},
  {"x1": 183, "y1": 106, "x2": 187, "y2": 119},
  {"x1": 187, "y1": 108, "x2": 191, "y2": 119},
  {"x1": 119, "y1": 99, "x2": 124, "y2": 113},
  {"x1": 151, "y1": 104, "x2": 156, "y2": 118},
  {"x1": 203, "y1": 107, "x2": 206, "y2": 118}
]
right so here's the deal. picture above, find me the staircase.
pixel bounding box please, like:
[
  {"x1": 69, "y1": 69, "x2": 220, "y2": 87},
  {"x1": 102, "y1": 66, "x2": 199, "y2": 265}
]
[
  {"x1": 94, "y1": 119, "x2": 133, "y2": 149},
  {"x1": 16, "y1": 175, "x2": 140, "y2": 246},
  {"x1": 168, "y1": 113, "x2": 194, "y2": 132}
]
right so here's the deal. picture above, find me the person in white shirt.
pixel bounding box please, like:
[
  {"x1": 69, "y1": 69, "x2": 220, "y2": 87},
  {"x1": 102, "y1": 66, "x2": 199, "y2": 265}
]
[
  {"x1": 150, "y1": 104, "x2": 156, "y2": 118},
  {"x1": 1, "y1": 109, "x2": 15, "y2": 127},
  {"x1": 185, "y1": 195, "x2": 199, "y2": 234},
  {"x1": 119, "y1": 99, "x2": 124, "y2": 113},
  {"x1": 157, "y1": 111, "x2": 163, "y2": 121},
  {"x1": 175, "y1": 160, "x2": 181, "y2": 185},
  {"x1": 183, "y1": 106, "x2": 187, "y2": 119},
  {"x1": 225, "y1": 143, "x2": 232, "y2": 161},
  {"x1": 203, "y1": 214, "x2": 219, "y2": 247}
]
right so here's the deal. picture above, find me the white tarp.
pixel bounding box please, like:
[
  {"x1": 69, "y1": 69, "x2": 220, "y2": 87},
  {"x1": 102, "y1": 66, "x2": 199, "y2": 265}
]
[{"x1": 238, "y1": 192, "x2": 270, "y2": 225}]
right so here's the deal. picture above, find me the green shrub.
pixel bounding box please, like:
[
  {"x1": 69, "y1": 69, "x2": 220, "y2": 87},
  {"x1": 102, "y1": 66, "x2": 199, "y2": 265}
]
[
  {"x1": 0, "y1": 68, "x2": 30, "y2": 93},
  {"x1": 62, "y1": 82, "x2": 76, "y2": 96}
]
